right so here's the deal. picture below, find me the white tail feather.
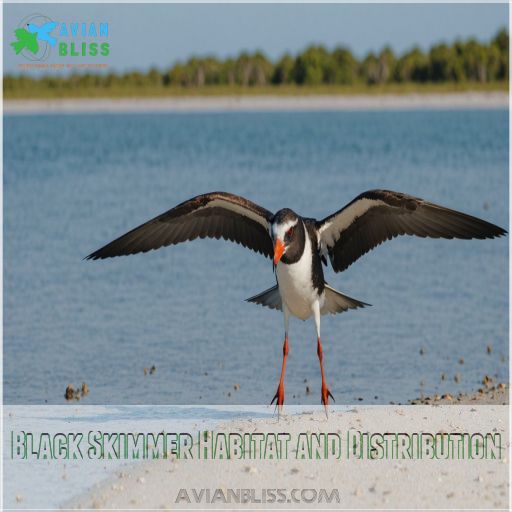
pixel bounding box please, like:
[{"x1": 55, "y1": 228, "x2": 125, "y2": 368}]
[
  {"x1": 247, "y1": 284, "x2": 369, "y2": 315},
  {"x1": 320, "y1": 284, "x2": 369, "y2": 315},
  {"x1": 246, "y1": 285, "x2": 282, "y2": 310}
]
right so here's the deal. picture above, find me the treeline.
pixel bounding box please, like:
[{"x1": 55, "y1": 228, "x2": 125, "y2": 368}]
[{"x1": 4, "y1": 29, "x2": 508, "y2": 94}]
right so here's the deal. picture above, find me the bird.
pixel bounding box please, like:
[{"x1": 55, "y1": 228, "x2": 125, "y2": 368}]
[
  {"x1": 86, "y1": 189, "x2": 506, "y2": 414},
  {"x1": 27, "y1": 22, "x2": 58, "y2": 46}
]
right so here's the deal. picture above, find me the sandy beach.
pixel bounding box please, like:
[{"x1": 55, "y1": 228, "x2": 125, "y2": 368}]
[
  {"x1": 66, "y1": 400, "x2": 509, "y2": 510},
  {"x1": 4, "y1": 91, "x2": 508, "y2": 115}
]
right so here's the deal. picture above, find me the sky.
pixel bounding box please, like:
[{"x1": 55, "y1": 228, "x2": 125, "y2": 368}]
[{"x1": 3, "y1": 3, "x2": 509, "y2": 75}]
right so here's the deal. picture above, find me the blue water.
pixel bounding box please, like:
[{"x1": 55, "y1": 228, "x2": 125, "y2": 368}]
[{"x1": 4, "y1": 109, "x2": 508, "y2": 405}]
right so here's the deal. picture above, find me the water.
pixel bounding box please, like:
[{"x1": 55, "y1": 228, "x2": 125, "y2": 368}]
[{"x1": 4, "y1": 109, "x2": 508, "y2": 405}]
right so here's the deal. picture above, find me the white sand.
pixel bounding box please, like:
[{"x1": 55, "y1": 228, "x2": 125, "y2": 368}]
[
  {"x1": 4, "y1": 92, "x2": 508, "y2": 115},
  {"x1": 69, "y1": 405, "x2": 509, "y2": 510}
]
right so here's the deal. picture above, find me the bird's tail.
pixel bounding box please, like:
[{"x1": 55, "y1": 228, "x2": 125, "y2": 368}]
[
  {"x1": 320, "y1": 284, "x2": 370, "y2": 316},
  {"x1": 246, "y1": 285, "x2": 282, "y2": 311},
  {"x1": 246, "y1": 283, "x2": 369, "y2": 316},
  {"x1": 10, "y1": 40, "x2": 25, "y2": 55}
]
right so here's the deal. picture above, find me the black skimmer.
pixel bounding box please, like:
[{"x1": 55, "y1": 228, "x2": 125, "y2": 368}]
[{"x1": 87, "y1": 190, "x2": 506, "y2": 413}]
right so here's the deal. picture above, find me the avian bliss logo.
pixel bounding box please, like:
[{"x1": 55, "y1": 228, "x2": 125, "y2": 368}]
[{"x1": 10, "y1": 14, "x2": 109, "y2": 61}]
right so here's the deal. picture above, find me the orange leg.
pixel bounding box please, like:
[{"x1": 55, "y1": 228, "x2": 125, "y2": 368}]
[
  {"x1": 271, "y1": 335, "x2": 289, "y2": 415},
  {"x1": 317, "y1": 337, "x2": 334, "y2": 415}
]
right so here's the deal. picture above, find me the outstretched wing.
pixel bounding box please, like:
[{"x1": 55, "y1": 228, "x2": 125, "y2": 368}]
[
  {"x1": 317, "y1": 189, "x2": 507, "y2": 273},
  {"x1": 86, "y1": 191, "x2": 274, "y2": 260}
]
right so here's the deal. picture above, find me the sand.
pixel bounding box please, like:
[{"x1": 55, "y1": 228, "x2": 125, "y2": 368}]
[
  {"x1": 68, "y1": 403, "x2": 509, "y2": 510},
  {"x1": 4, "y1": 91, "x2": 508, "y2": 115}
]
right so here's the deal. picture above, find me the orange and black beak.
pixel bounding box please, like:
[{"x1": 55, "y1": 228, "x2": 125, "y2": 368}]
[{"x1": 273, "y1": 239, "x2": 285, "y2": 266}]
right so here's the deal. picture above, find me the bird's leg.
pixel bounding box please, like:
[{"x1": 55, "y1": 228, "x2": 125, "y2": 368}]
[
  {"x1": 271, "y1": 335, "x2": 288, "y2": 413},
  {"x1": 271, "y1": 307, "x2": 289, "y2": 416},
  {"x1": 317, "y1": 337, "x2": 334, "y2": 414},
  {"x1": 313, "y1": 300, "x2": 334, "y2": 417}
]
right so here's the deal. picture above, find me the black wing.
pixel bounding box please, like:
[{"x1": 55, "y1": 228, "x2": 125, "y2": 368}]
[
  {"x1": 86, "y1": 191, "x2": 274, "y2": 260},
  {"x1": 317, "y1": 189, "x2": 506, "y2": 273}
]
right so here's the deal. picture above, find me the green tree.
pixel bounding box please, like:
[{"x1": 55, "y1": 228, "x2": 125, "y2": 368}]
[
  {"x1": 231, "y1": 51, "x2": 272, "y2": 86},
  {"x1": 292, "y1": 45, "x2": 330, "y2": 85},
  {"x1": 326, "y1": 47, "x2": 358, "y2": 84},
  {"x1": 459, "y1": 39, "x2": 489, "y2": 82},
  {"x1": 395, "y1": 47, "x2": 429, "y2": 82},
  {"x1": 360, "y1": 52, "x2": 380, "y2": 84},
  {"x1": 492, "y1": 28, "x2": 509, "y2": 53},
  {"x1": 147, "y1": 67, "x2": 162, "y2": 87},
  {"x1": 378, "y1": 46, "x2": 396, "y2": 83},
  {"x1": 250, "y1": 51, "x2": 274, "y2": 86},
  {"x1": 429, "y1": 43, "x2": 464, "y2": 82},
  {"x1": 221, "y1": 58, "x2": 236, "y2": 85},
  {"x1": 272, "y1": 53, "x2": 294, "y2": 84},
  {"x1": 490, "y1": 28, "x2": 509, "y2": 80}
]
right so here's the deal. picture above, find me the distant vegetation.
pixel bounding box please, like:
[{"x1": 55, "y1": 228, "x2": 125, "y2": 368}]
[{"x1": 4, "y1": 29, "x2": 508, "y2": 98}]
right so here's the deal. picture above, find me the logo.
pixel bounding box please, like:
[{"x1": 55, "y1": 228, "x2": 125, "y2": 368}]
[
  {"x1": 10, "y1": 14, "x2": 110, "y2": 61},
  {"x1": 10, "y1": 14, "x2": 54, "y2": 61}
]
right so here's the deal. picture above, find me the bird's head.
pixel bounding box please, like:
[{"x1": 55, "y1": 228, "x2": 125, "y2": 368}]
[{"x1": 270, "y1": 209, "x2": 303, "y2": 266}]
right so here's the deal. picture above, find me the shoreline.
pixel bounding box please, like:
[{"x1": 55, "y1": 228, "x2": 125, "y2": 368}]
[
  {"x1": 5, "y1": 391, "x2": 508, "y2": 509},
  {"x1": 409, "y1": 382, "x2": 508, "y2": 405},
  {"x1": 4, "y1": 91, "x2": 508, "y2": 115}
]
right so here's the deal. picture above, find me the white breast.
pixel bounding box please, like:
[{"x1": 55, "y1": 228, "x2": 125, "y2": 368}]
[{"x1": 276, "y1": 225, "x2": 324, "y2": 320}]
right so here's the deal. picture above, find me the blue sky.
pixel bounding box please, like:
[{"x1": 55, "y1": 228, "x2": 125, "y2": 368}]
[{"x1": 4, "y1": 3, "x2": 508, "y2": 74}]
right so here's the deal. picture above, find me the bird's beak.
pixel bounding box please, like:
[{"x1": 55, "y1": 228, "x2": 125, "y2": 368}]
[{"x1": 273, "y1": 239, "x2": 285, "y2": 266}]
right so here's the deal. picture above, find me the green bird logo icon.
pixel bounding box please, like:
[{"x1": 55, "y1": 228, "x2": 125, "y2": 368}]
[{"x1": 11, "y1": 28, "x2": 39, "y2": 55}]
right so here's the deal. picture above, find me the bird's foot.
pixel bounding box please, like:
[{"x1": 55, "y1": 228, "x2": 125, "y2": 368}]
[
  {"x1": 271, "y1": 383, "x2": 285, "y2": 418},
  {"x1": 321, "y1": 385, "x2": 335, "y2": 418}
]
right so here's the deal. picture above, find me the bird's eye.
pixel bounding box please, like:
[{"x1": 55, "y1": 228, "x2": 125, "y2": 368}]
[{"x1": 286, "y1": 227, "x2": 294, "y2": 238}]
